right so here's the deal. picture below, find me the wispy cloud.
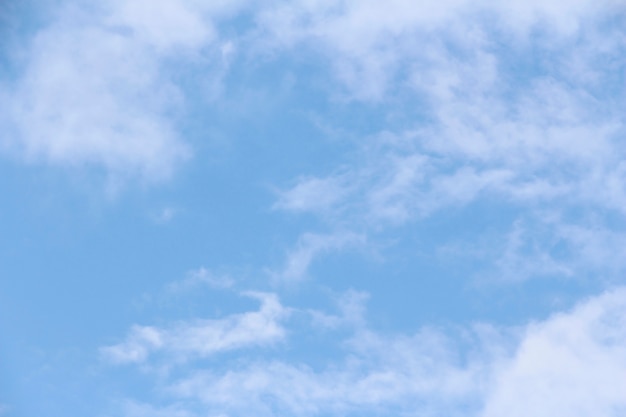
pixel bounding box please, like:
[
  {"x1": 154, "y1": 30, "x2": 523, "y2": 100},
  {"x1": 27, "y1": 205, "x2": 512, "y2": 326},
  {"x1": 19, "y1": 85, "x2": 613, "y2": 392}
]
[
  {"x1": 267, "y1": 0, "x2": 625, "y2": 284},
  {"x1": 273, "y1": 175, "x2": 349, "y2": 215},
  {"x1": 439, "y1": 213, "x2": 626, "y2": 283},
  {"x1": 256, "y1": 0, "x2": 623, "y2": 99},
  {"x1": 270, "y1": 231, "x2": 366, "y2": 283},
  {"x1": 307, "y1": 289, "x2": 369, "y2": 330},
  {"x1": 107, "y1": 287, "x2": 626, "y2": 417},
  {"x1": 166, "y1": 267, "x2": 234, "y2": 293},
  {"x1": 101, "y1": 292, "x2": 288, "y2": 364},
  {"x1": 274, "y1": 43, "x2": 624, "y2": 222}
]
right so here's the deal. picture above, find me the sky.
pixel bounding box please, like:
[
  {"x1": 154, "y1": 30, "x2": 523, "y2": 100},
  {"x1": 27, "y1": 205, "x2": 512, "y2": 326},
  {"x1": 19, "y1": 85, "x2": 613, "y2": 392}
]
[{"x1": 0, "y1": 0, "x2": 625, "y2": 416}]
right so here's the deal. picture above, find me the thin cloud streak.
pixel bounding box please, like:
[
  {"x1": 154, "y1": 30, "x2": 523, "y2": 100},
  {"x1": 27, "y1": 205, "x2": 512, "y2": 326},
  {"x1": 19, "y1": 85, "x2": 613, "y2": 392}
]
[
  {"x1": 101, "y1": 292, "x2": 288, "y2": 364},
  {"x1": 270, "y1": 232, "x2": 366, "y2": 283}
]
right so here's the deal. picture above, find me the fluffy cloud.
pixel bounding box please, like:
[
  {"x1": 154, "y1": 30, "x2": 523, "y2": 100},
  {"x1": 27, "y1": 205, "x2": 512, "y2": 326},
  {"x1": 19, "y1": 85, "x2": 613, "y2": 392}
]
[
  {"x1": 484, "y1": 287, "x2": 626, "y2": 417},
  {"x1": 1, "y1": 4, "x2": 186, "y2": 183},
  {"x1": 0, "y1": 0, "x2": 247, "y2": 184}
]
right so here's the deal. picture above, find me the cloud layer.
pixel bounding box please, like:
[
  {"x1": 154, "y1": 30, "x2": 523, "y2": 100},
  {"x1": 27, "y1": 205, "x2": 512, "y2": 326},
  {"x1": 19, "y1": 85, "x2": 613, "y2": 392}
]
[
  {"x1": 106, "y1": 287, "x2": 626, "y2": 417},
  {"x1": 3, "y1": 2, "x2": 624, "y2": 417}
]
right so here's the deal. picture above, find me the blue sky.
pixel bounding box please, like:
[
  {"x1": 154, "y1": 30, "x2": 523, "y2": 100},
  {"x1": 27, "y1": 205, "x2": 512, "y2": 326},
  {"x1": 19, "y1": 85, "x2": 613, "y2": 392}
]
[{"x1": 1, "y1": 1, "x2": 626, "y2": 416}]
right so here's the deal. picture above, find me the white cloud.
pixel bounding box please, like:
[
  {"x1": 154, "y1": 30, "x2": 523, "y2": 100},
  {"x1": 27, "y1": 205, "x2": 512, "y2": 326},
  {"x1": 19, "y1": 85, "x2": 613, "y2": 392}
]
[
  {"x1": 433, "y1": 211, "x2": 626, "y2": 284},
  {"x1": 108, "y1": 287, "x2": 626, "y2": 417},
  {"x1": 3, "y1": 0, "x2": 622, "y2": 195},
  {"x1": 102, "y1": 325, "x2": 164, "y2": 364},
  {"x1": 270, "y1": 231, "x2": 366, "y2": 283},
  {"x1": 307, "y1": 289, "x2": 369, "y2": 330},
  {"x1": 0, "y1": 0, "x2": 252, "y2": 185},
  {"x1": 268, "y1": 0, "x2": 625, "y2": 283},
  {"x1": 483, "y1": 287, "x2": 626, "y2": 417},
  {"x1": 168, "y1": 330, "x2": 485, "y2": 417},
  {"x1": 470, "y1": 214, "x2": 626, "y2": 283},
  {"x1": 273, "y1": 176, "x2": 348, "y2": 215},
  {"x1": 491, "y1": 218, "x2": 574, "y2": 282},
  {"x1": 101, "y1": 292, "x2": 288, "y2": 364},
  {"x1": 256, "y1": 0, "x2": 623, "y2": 100},
  {"x1": 166, "y1": 267, "x2": 234, "y2": 292},
  {"x1": 262, "y1": 0, "x2": 624, "y2": 198},
  {"x1": 104, "y1": 0, "x2": 216, "y2": 52},
  {"x1": 275, "y1": 66, "x2": 624, "y2": 223},
  {"x1": 0, "y1": 4, "x2": 193, "y2": 183},
  {"x1": 552, "y1": 221, "x2": 626, "y2": 277}
]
